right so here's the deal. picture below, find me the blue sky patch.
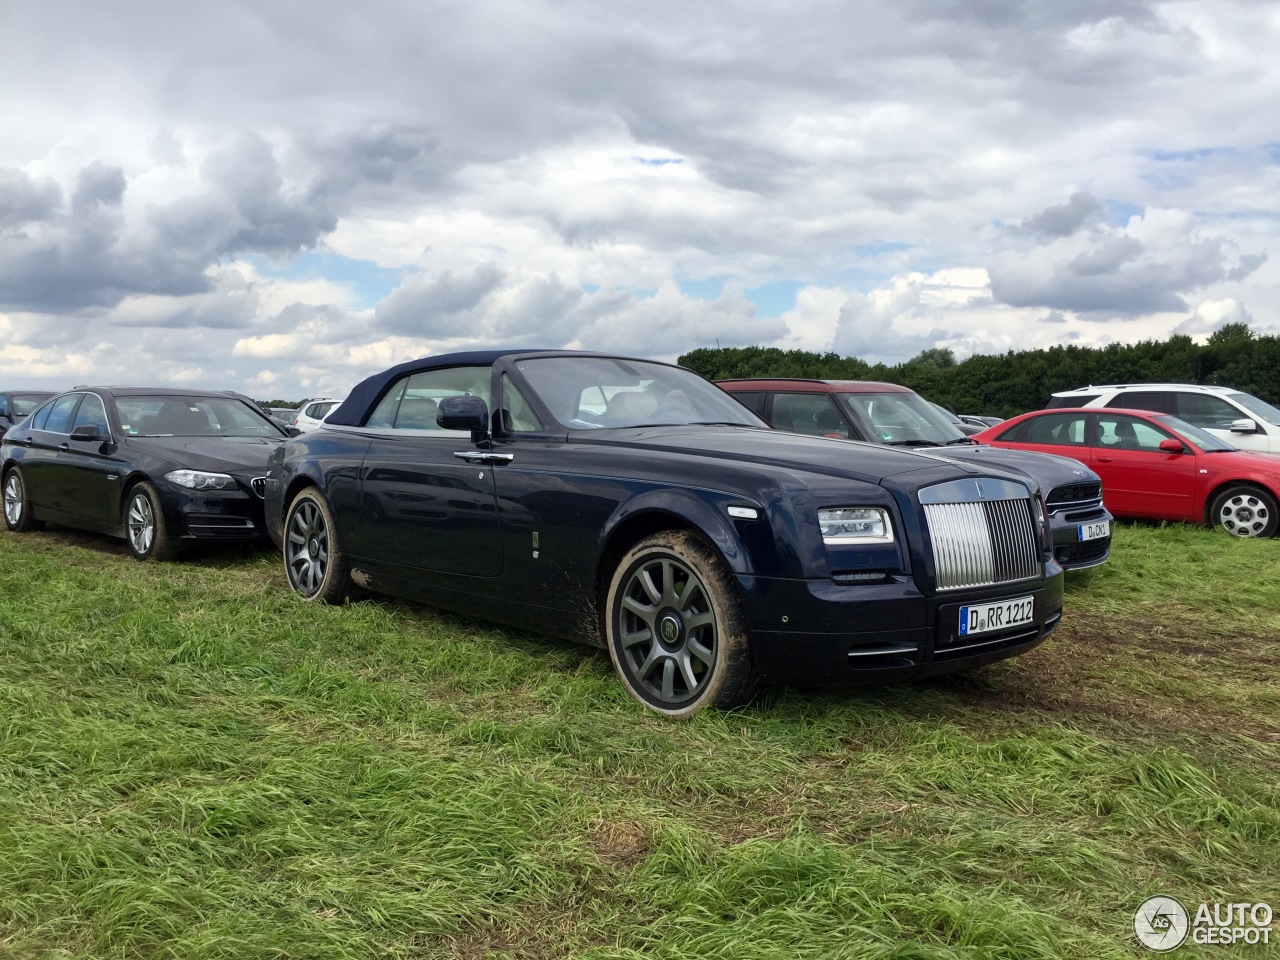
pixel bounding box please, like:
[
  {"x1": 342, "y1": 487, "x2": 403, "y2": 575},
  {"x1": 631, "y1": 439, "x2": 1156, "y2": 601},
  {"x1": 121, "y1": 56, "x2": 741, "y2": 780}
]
[
  {"x1": 745, "y1": 280, "x2": 804, "y2": 316},
  {"x1": 679, "y1": 277, "x2": 724, "y2": 301},
  {"x1": 247, "y1": 252, "x2": 406, "y2": 307},
  {"x1": 635, "y1": 156, "x2": 684, "y2": 166},
  {"x1": 1104, "y1": 199, "x2": 1145, "y2": 226}
]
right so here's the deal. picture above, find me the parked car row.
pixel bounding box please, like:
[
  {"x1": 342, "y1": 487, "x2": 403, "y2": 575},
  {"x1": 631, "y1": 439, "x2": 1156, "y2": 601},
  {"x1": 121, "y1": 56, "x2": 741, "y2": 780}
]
[{"x1": 5, "y1": 359, "x2": 1278, "y2": 716}]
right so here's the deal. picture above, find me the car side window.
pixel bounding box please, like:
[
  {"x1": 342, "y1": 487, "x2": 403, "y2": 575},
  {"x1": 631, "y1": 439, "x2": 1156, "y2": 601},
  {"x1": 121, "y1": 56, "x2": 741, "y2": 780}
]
[
  {"x1": 1175, "y1": 393, "x2": 1240, "y2": 429},
  {"x1": 42, "y1": 394, "x2": 83, "y2": 435},
  {"x1": 368, "y1": 366, "x2": 490, "y2": 433},
  {"x1": 771, "y1": 393, "x2": 850, "y2": 438},
  {"x1": 29, "y1": 399, "x2": 56, "y2": 431},
  {"x1": 71, "y1": 394, "x2": 109, "y2": 435},
  {"x1": 366, "y1": 381, "x2": 408, "y2": 428},
  {"x1": 1108, "y1": 390, "x2": 1173, "y2": 414},
  {"x1": 727, "y1": 391, "x2": 766, "y2": 416},
  {"x1": 1096, "y1": 415, "x2": 1168, "y2": 451},
  {"x1": 500, "y1": 375, "x2": 543, "y2": 432},
  {"x1": 1012, "y1": 413, "x2": 1087, "y2": 446}
]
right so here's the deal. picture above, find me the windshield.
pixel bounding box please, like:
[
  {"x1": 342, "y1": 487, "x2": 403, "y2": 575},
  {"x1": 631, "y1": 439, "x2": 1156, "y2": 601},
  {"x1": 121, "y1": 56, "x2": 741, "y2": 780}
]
[
  {"x1": 1227, "y1": 391, "x2": 1280, "y2": 428},
  {"x1": 10, "y1": 394, "x2": 51, "y2": 416},
  {"x1": 515, "y1": 356, "x2": 765, "y2": 429},
  {"x1": 1153, "y1": 415, "x2": 1237, "y2": 452},
  {"x1": 838, "y1": 391, "x2": 969, "y2": 444},
  {"x1": 117, "y1": 396, "x2": 285, "y2": 438}
]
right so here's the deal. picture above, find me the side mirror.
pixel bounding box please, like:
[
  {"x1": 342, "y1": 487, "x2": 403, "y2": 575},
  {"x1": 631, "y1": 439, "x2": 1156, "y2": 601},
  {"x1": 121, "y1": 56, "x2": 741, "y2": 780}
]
[
  {"x1": 285, "y1": 426, "x2": 302, "y2": 438},
  {"x1": 1230, "y1": 418, "x2": 1258, "y2": 434},
  {"x1": 70, "y1": 424, "x2": 102, "y2": 442},
  {"x1": 1158, "y1": 438, "x2": 1185, "y2": 454},
  {"x1": 438, "y1": 395, "x2": 490, "y2": 443}
]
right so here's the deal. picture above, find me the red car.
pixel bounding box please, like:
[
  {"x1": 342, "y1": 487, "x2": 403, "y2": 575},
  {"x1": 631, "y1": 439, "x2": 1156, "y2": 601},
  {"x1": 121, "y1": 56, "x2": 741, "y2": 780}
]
[{"x1": 973, "y1": 407, "x2": 1280, "y2": 538}]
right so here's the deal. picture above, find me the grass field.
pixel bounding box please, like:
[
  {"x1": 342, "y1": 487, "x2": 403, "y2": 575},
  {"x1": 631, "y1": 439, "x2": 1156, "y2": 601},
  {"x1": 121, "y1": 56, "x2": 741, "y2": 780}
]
[{"x1": 1, "y1": 523, "x2": 1277, "y2": 958}]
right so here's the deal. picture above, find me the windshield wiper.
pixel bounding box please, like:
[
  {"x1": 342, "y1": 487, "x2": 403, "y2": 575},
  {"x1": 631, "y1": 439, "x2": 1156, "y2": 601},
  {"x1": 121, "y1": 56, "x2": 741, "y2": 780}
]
[
  {"x1": 884, "y1": 439, "x2": 943, "y2": 447},
  {"x1": 945, "y1": 437, "x2": 979, "y2": 445}
]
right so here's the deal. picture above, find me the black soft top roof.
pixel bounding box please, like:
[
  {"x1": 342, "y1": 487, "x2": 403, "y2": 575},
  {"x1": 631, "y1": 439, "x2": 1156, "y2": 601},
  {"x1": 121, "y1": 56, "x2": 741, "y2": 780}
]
[{"x1": 325, "y1": 350, "x2": 537, "y2": 426}]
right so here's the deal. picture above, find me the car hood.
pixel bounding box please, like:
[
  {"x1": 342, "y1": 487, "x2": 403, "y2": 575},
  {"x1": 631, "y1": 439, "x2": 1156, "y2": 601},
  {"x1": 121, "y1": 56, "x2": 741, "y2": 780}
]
[
  {"x1": 580, "y1": 425, "x2": 1022, "y2": 486},
  {"x1": 935, "y1": 444, "x2": 1101, "y2": 485},
  {"x1": 130, "y1": 435, "x2": 283, "y2": 474}
]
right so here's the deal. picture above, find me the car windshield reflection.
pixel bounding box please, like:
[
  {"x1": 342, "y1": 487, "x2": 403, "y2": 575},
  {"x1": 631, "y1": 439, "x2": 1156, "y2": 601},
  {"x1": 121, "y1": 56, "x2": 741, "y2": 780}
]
[
  {"x1": 515, "y1": 356, "x2": 764, "y2": 430},
  {"x1": 837, "y1": 391, "x2": 968, "y2": 445},
  {"x1": 117, "y1": 396, "x2": 283, "y2": 438}
]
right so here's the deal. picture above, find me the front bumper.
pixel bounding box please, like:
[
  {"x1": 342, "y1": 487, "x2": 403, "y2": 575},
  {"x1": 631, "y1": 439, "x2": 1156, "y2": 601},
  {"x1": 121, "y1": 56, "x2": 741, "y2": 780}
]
[
  {"x1": 741, "y1": 567, "x2": 1064, "y2": 685},
  {"x1": 157, "y1": 482, "x2": 267, "y2": 541},
  {"x1": 1049, "y1": 505, "x2": 1113, "y2": 571}
]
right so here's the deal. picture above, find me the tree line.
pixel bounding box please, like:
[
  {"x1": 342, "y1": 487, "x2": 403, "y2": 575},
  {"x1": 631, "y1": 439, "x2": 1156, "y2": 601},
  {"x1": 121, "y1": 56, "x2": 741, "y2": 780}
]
[{"x1": 679, "y1": 323, "x2": 1279, "y2": 418}]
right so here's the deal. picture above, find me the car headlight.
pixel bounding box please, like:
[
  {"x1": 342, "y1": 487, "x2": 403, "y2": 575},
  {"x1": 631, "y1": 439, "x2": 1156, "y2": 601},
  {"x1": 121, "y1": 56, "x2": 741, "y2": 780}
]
[
  {"x1": 165, "y1": 469, "x2": 237, "y2": 491},
  {"x1": 819, "y1": 507, "x2": 894, "y2": 544}
]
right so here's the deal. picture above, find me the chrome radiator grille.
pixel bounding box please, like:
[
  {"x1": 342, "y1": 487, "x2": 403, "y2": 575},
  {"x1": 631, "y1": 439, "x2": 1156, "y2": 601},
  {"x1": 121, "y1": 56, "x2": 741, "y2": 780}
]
[{"x1": 924, "y1": 497, "x2": 1041, "y2": 590}]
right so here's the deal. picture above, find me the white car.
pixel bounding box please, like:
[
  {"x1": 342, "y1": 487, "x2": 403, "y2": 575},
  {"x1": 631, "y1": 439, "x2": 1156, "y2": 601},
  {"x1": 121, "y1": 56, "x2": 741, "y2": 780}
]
[
  {"x1": 1046, "y1": 383, "x2": 1280, "y2": 454},
  {"x1": 290, "y1": 397, "x2": 344, "y2": 432}
]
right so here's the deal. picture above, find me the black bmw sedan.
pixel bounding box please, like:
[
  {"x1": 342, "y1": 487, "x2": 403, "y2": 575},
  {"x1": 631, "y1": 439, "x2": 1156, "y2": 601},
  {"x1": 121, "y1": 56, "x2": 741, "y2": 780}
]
[
  {"x1": 265, "y1": 350, "x2": 1065, "y2": 717},
  {"x1": 2, "y1": 387, "x2": 288, "y2": 560}
]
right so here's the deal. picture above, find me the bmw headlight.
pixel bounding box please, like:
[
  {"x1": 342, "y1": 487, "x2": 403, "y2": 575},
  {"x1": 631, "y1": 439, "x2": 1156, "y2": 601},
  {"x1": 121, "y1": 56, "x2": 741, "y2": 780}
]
[
  {"x1": 165, "y1": 469, "x2": 237, "y2": 491},
  {"x1": 818, "y1": 507, "x2": 894, "y2": 544}
]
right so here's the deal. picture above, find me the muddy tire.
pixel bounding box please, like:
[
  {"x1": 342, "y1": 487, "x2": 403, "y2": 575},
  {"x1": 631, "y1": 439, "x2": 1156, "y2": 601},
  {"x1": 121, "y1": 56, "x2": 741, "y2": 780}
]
[
  {"x1": 283, "y1": 487, "x2": 355, "y2": 603},
  {"x1": 605, "y1": 530, "x2": 760, "y2": 718}
]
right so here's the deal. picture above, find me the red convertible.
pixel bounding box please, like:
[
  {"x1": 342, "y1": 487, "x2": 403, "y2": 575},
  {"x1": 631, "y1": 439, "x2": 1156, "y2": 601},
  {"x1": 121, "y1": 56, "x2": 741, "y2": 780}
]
[{"x1": 973, "y1": 407, "x2": 1280, "y2": 538}]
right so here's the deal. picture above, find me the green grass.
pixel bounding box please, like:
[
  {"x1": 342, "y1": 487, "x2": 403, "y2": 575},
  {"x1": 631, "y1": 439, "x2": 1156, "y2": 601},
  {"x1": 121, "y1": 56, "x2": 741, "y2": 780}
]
[{"x1": 1, "y1": 524, "x2": 1277, "y2": 958}]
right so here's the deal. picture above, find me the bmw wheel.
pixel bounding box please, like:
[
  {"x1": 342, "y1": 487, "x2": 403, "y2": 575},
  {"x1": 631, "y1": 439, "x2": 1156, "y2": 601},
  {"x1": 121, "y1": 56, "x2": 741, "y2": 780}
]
[
  {"x1": 124, "y1": 482, "x2": 178, "y2": 561},
  {"x1": 3, "y1": 467, "x2": 42, "y2": 533},
  {"x1": 605, "y1": 530, "x2": 759, "y2": 717},
  {"x1": 1210, "y1": 485, "x2": 1279, "y2": 538},
  {"x1": 284, "y1": 487, "x2": 354, "y2": 603}
]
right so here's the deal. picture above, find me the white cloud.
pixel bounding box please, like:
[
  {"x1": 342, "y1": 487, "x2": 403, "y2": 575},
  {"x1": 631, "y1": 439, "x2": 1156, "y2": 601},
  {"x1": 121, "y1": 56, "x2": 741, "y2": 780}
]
[{"x1": 0, "y1": 1, "x2": 1277, "y2": 397}]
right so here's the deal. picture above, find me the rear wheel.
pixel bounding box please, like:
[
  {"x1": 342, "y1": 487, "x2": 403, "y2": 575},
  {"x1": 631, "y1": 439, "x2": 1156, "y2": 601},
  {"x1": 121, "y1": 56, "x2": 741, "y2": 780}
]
[
  {"x1": 3, "y1": 467, "x2": 42, "y2": 532},
  {"x1": 283, "y1": 488, "x2": 354, "y2": 603},
  {"x1": 605, "y1": 530, "x2": 759, "y2": 718},
  {"x1": 1209, "y1": 485, "x2": 1279, "y2": 538},
  {"x1": 124, "y1": 482, "x2": 178, "y2": 560}
]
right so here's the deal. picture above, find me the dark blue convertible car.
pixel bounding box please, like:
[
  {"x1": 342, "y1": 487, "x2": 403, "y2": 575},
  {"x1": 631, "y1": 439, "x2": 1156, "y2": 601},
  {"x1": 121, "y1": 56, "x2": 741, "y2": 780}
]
[{"x1": 264, "y1": 350, "x2": 1064, "y2": 716}]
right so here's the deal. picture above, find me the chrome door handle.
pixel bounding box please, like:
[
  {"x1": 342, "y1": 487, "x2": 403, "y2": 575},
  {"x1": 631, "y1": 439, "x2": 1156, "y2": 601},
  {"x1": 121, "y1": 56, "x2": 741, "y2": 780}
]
[
  {"x1": 453, "y1": 451, "x2": 515, "y2": 464},
  {"x1": 59, "y1": 442, "x2": 69, "y2": 452}
]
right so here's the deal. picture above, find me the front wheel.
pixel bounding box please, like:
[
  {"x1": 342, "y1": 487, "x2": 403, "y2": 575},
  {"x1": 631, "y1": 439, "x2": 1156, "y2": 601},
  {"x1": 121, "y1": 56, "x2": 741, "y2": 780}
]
[
  {"x1": 283, "y1": 488, "x2": 354, "y2": 603},
  {"x1": 1209, "y1": 485, "x2": 1279, "y2": 538},
  {"x1": 124, "y1": 482, "x2": 178, "y2": 560},
  {"x1": 3, "y1": 467, "x2": 42, "y2": 532},
  {"x1": 605, "y1": 530, "x2": 759, "y2": 718}
]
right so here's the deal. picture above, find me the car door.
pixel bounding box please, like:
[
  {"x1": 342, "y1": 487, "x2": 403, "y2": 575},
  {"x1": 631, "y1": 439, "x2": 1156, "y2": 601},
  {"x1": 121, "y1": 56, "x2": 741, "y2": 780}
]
[
  {"x1": 994, "y1": 411, "x2": 1092, "y2": 467},
  {"x1": 1088, "y1": 413, "x2": 1198, "y2": 521},
  {"x1": 20, "y1": 393, "x2": 84, "y2": 516},
  {"x1": 56, "y1": 393, "x2": 128, "y2": 531},
  {"x1": 354, "y1": 365, "x2": 503, "y2": 577}
]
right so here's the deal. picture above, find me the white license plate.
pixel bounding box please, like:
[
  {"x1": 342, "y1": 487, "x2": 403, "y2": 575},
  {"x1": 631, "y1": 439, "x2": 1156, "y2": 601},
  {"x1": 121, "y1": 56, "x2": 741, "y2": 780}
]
[
  {"x1": 1078, "y1": 520, "x2": 1110, "y2": 542},
  {"x1": 958, "y1": 596, "x2": 1035, "y2": 637}
]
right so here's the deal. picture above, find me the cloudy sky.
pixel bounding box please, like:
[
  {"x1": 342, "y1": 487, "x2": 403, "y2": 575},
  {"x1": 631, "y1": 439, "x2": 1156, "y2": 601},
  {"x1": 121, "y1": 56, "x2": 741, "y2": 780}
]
[{"x1": 2, "y1": 1, "x2": 1278, "y2": 400}]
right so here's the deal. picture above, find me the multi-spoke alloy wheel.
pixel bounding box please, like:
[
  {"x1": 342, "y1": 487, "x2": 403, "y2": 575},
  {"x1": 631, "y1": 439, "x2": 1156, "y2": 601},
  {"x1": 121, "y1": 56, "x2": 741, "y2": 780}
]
[
  {"x1": 284, "y1": 489, "x2": 353, "y2": 603},
  {"x1": 123, "y1": 482, "x2": 176, "y2": 560},
  {"x1": 1211, "y1": 486, "x2": 1278, "y2": 538},
  {"x1": 606, "y1": 530, "x2": 759, "y2": 717},
  {"x1": 3, "y1": 468, "x2": 40, "y2": 532}
]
